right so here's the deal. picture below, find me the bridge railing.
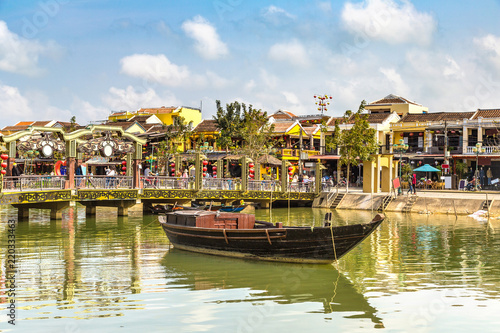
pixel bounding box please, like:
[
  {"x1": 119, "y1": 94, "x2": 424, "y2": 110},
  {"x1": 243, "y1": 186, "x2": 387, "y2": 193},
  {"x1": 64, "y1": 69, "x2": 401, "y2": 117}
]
[
  {"x1": 288, "y1": 181, "x2": 316, "y2": 193},
  {"x1": 141, "y1": 176, "x2": 191, "y2": 189},
  {"x1": 248, "y1": 180, "x2": 281, "y2": 191},
  {"x1": 75, "y1": 175, "x2": 133, "y2": 189},
  {"x1": 202, "y1": 178, "x2": 242, "y2": 190},
  {"x1": 2, "y1": 175, "x2": 66, "y2": 191}
]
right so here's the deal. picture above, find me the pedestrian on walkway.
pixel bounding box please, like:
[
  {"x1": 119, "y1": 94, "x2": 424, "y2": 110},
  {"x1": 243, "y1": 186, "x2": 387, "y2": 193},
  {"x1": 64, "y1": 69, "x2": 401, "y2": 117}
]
[
  {"x1": 407, "y1": 177, "x2": 413, "y2": 195},
  {"x1": 412, "y1": 173, "x2": 417, "y2": 194}
]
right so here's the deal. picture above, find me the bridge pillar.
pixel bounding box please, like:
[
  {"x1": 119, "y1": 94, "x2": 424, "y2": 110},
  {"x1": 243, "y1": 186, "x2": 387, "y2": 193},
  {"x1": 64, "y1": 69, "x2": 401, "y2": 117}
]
[
  {"x1": 86, "y1": 205, "x2": 96, "y2": 216},
  {"x1": 17, "y1": 207, "x2": 30, "y2": 221}
]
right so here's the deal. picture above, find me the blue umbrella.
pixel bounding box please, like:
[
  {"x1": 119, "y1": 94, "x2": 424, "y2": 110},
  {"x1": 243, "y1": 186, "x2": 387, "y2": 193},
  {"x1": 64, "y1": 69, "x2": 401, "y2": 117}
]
[{"x1": 413, "y1": 164, "x2": 440, "y2": 172}]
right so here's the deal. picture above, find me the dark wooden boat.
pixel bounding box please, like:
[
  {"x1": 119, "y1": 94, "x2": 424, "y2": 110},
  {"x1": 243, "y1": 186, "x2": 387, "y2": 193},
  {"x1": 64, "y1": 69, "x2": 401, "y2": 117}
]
[
  {"x1": 158, "y1": 211, "x2": 384, "y2": 264},
  {"x1": 150, "y1": 203, "x2": 207, "y2": 214}
]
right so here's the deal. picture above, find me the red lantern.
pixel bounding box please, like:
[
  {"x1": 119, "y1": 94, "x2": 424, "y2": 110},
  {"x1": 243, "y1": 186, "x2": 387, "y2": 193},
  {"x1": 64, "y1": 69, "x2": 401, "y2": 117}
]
[
  {"x1": 170, "y1": 162, "x2": 175, "y2": 167},
  {"x1": 1, "y1": 162, "x2": 6, "y2": 168},
  {"x1": 202, "y1": 160, "x2": 208, "y2": 166},
  {"x1": 288, "y1": 166, "x2": 293, "y2": 171},
  {"x1": 0, "y1": 154, "x2": 8, "y2": 160},
  {"x1": 1, "y1": 170, "x2": 6, "y2": 175},
  {"x1": 249, "y1": 169, "x2": 254, "y2": 174},
  {"x1": 249, "y1": 162, "x2": 254, "y2": 168},
  {"x1": 122, "y1": 171, "x2": 126, "y2": 175},
  {"x1": 171, "y1": 168, "x2": 175, "y2": 172},
  {"x1": 249, "y1": 174, "x2": 254, "y2": 178},
  {"x1": 212, "y1": 166, "x2": 217, "y2": 171},
  {"x1": 203, "y1": 173, "x2": 206, "y2": 177},
  {"x1": 288, "y1": 172, "x2": 293, "y2": 176},
  {"x1": 122, "y1": 166, "x2": 126, "y2": 171},
  {"x1": 213, "y1": 171, "x2": 217, "y2": 175},
  {"x1": 122, "y1": 161, "x2": 127, "y2": 165},
  {"x1": 203, "y1": 167, "x2": 207, "y2": 172}
]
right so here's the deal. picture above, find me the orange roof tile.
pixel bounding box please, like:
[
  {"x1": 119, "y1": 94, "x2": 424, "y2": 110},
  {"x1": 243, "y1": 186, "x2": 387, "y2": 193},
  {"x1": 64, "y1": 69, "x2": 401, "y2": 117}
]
[
  {"x1": 472, "y1": 109, "x2": 500, "y2": 119},
  {"x1": 368, "y1": 94, "x2": 422, "y2": 106}
]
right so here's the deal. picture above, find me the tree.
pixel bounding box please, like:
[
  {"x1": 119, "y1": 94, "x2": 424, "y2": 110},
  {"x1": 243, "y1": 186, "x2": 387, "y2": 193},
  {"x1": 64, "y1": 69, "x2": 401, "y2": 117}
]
[
  {"x1": 237, "y1": 105, "x2": 276, "y2": 163},
  {"x1": 69, "y1": 116, "x2": 77, "y2": 132},
  {"x1": 157, "y1": 116, "x2": 193, "y2": 175},
  {"x1": 329, "y1": 100, "x2": 379, "y2": 192},
  {"x1": 213, "y1": 100, "x2": 244, "y2": 150}
]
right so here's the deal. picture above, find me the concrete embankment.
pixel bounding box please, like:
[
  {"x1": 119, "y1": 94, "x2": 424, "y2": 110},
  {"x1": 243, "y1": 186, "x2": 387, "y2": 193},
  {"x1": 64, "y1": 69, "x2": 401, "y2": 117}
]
[{"x1": 336, "y1": 190, "x2": 500, "y2": 215}]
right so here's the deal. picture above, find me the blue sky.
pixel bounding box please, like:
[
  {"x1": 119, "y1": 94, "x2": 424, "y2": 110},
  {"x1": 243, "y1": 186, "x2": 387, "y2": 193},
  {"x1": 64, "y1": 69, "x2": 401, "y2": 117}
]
[{"x1": 1, "y1": 0, "x2": 500, "y2": 128}]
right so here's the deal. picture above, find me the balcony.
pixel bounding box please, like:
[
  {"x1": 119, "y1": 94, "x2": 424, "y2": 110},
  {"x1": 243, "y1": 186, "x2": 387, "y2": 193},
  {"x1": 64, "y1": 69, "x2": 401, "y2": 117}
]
[{"x1": 466, "y1": 146, "x2": 498, "y2": 154}]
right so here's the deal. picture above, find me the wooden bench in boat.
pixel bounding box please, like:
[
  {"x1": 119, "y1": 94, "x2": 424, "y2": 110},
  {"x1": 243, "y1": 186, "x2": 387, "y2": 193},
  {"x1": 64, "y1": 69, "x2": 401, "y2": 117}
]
[{"x1": 164, "y1": 210, "x2": 256, "y2": 229}]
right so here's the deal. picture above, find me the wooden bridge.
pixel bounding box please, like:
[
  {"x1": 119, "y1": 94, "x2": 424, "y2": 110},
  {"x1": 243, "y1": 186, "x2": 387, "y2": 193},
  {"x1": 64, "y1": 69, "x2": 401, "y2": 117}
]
[{"x1": 0, "y1": 175, "x2": 326, "y2": 221}]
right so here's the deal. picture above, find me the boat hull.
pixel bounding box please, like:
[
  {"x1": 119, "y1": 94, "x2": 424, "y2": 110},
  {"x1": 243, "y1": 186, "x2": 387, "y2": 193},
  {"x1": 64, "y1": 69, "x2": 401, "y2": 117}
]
[{"x1": 159, "y1": 214, "x2": 384, "y2": 264}]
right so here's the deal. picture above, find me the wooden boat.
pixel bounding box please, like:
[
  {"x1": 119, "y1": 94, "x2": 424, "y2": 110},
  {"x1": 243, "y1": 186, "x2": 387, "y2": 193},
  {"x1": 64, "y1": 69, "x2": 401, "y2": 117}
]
[
  {"x1": 150, "y1": 203, "x2": 207, "y2": 214},
  {"x1": 158, "y1": 211, "x2": 384, "y2": 264}
]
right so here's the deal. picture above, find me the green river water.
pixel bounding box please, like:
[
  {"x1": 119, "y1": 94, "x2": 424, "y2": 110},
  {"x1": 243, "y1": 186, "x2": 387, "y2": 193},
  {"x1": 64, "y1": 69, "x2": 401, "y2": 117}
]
[{"x1": 0, "y1": 205, "x2": 499, "y2": 332}]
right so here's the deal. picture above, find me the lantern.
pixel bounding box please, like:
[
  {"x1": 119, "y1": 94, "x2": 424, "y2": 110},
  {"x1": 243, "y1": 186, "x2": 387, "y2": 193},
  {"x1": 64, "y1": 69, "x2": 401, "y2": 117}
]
[
  {"x1": 288, "y1": 166, "x2": 293, "y2": 171},
  {"x1": 203, "y1": 173, "x2": 206, "y2": 177},
  {"x1": 1, "y1": 170, "x2": 6, "y2": 175},
  {"x1": 249, "y1": 174, "x2": 254, "y2": 178},
  {"x1": 213, "y1": 171, "x2": 217, "y2": 176},
  {"x1": 0, "y1": 154, "x2": 8, "y2": 160},
  {"x1": 203, "y1": 167, "x2": 207, "y2": 172},
  {"x1": 122, "y1": 161, "x2": 127, "y2": 165},
  {"x1": 170, "y1": 162, "x2": 175, "y2": 167},
  {"x1": 122, "y1": 171, "x2": 126, "y2": 175},
  {"x1": 288, "y1": 172, "x2": 293, "y2": 176},
  {"x1": 171, "y1": 168, "x2": 175, "y2": 172},
  {"x1": 249, "y1": 162, "x2": 254, "y2": 168},
  {"x1": 202, "y1": 160, "x2": 208, "y2": 166},
  {"x1": 212, "y1": 166, "x2": 217, "y2": 171},
  {"x1": 122, "y1": 166, "x2": 126, "y2": 171},
  {"x1": 1, "y1": 162, "x2": 6, "y2": 168},
  {"x1": 249, "y1": 168, "x2": 254, "y2": 174}
]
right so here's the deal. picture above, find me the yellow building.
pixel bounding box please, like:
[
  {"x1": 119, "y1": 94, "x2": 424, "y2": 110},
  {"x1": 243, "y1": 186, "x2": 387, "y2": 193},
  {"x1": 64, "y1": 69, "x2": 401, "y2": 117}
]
[
  {"x1": 109, "y1": 106, "x2": 202, "y2": 128},
  {"x1": 366, "y1": 94, "x2": 428, "y2": 117}
]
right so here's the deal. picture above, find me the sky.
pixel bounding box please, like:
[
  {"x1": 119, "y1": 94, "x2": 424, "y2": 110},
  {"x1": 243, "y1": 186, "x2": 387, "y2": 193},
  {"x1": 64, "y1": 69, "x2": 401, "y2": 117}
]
[{"x1": 1, "y1": 0, "x2": 500, "y2": 128}]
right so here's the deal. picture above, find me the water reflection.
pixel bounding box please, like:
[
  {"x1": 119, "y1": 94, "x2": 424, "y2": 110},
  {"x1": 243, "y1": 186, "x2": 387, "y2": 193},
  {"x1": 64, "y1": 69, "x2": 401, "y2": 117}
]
[
  {"x1": 161, "y1": 249, "x2": 384, "y2": 327},
  {"x1": 0, "y1": 205, "x2": 499, "y2": 331}
]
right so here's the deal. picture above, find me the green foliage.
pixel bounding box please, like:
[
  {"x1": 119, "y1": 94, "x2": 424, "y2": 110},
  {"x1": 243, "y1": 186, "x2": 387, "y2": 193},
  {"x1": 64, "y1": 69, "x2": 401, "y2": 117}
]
[
  {"x1": 327, "y1": 100, "x2": 379, "y2": 191},
  {"x1": 455, "y1": 160, "x2": 468, "y2": 179},
  {"x1": 157, "y1": 116, "x2": 193, "y2": 174},
  {"x1": 402, "y1": 163, "x2": 413, "y2": 180},
  {"x1": 213, "y1": 100, "x2": 244, "y2": 150},
  {"x1": 69, "y1": 116, "x2": 77, "y2": 132}
]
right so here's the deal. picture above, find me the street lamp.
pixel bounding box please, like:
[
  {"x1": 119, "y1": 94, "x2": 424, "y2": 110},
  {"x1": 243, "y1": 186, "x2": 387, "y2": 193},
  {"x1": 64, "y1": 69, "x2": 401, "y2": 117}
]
[
  {"x1": 393, "y1": 139, "x2": 409, "y2": 189},
  {"x1": 314, "y1": 94, "x2": 332, "y2": 115},
  {"x1": 472, "y1": 142, "x2": 485, "y2": 191}
]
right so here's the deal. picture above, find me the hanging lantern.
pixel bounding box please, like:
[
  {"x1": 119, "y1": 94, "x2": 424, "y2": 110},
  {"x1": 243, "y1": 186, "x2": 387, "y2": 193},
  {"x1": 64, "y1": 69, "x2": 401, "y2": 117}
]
[
  {"x1": 288, "y1": 171, "x2": 293, "y2": 176},
  {"x1": 170, "y1": 162, "x2": 175, "y2": 167},
  {"x1": 212, "y1": 166, "x2": 217, "y2": 171},
  {"x1": 122, "y1": 171, "x2": 126, "y2": 175},
  {"x1": 213, "y1": 171, "x2": 217, "y2": 176},
  {"x1": 121, "y1": 160, "x2": 127, "y2": 165},
  {"x1": 122, "y1": 166, "x2": 126, "y2": 171},
  {"x1": 202, "y1": 160, "x2": 208, "y2": 166},
  {"x1": 288, "y1": 166, "x2": 293, "y2": 171},
  {"x1": 203, "y1": 172, "x2": 206, "y2": 177},
  {"x1": 0, "y1": 154, "x2": 8, "y2": 160},
  {"x1": 1, "y1": 170, "x2": 6, "y2": 175},
  {"x1": 249, "y1": 174, "x2": 254, "y2": 178},
  {"x1": 203, "y1": 167, "x2": 207, "y2": 172},
  {"x1": 249, "y1": 168, "x2": 254, "y2": 174},
  {"x1": 171, "y1": 168, "x2": 175, "y2": 172},
  {"x1": 249, "y1": 162, "x2": 254, "y2": 168},
  {"x1": 1, "y1": 162, "x2": 6, "y2": 168}
]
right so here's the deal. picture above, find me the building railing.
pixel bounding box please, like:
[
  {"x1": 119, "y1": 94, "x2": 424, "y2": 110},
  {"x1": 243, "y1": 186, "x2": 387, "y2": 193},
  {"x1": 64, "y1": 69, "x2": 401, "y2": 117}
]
[
  {"x1": 466, "y1": 146, "x2": 498, "y2": 154},
  {"x1": 2, "y1": 175, "x2": 66, "y2": 191},
  {"x1": 75, "y1": 175, "x2": 133, "y2": 189}
]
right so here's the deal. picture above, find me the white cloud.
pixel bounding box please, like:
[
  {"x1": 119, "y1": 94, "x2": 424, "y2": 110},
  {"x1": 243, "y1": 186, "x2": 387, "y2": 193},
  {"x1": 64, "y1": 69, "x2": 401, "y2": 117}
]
[
  {"x1": 120, "y1": 54, "x2": 190, "y2": 86},
  {"x1": 70, "y1": 98, "x2": 109, "y2": 124},
  {"x1": 181, "y1": 16, "x2": 228, "y2": 60},
  {"x1": 260, "y1": 69, "x2": 279, "y2": 89},
  {"x1": 262, "y1": 5, "x2": 296, "y2": 25},
  {"x1": 0, "y1": 84, "x2": 34, "y2": 125},
  {"x1": 0, "y1": 21, "x2": 61, "y2": 76},
  {"x1": 341, "y1": 0, "x2": 436, "y2": 46},
  {"x1": 103, "y1": 85, "x2": 181, "y2": 111},
  {"x1": 379, "y1": 67, "x2": 410, "y2": 96},
  {"x1": 474, "y1": 34, "x2": 500, "y2": 70},
  {"x1": 268, "y1": 39, "x2": 310, "y2": 67},
  {"x1": 282, "y1": 91, "x2": 301, "y2": 105}
]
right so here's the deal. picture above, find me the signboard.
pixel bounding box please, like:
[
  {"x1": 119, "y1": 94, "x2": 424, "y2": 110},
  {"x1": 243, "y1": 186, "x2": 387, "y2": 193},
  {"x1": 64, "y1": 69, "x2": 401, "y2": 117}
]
[{"x1": 392, "y1": 177, "x2": 400, "y2": 189}]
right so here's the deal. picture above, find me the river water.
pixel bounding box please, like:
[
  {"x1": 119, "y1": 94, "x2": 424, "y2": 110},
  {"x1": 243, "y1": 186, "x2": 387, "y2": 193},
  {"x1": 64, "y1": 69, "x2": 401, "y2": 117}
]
[{"x1": 0, "y1": 205, "x2": 499, "y2": 332}]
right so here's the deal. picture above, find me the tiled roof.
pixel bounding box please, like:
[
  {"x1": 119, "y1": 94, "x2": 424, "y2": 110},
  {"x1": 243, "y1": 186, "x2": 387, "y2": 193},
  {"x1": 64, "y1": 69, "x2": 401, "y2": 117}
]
[
  {"x1": 15, "y1": 121, "x2": 35, "y2": 126},
  {"x1": 194, "y1": 119, "x2": 219, "y2": 132},
  {"x1": 138, "y1": 106, "x2": 177, "y2": 114},
  {"x1": 400, "y1": 112, "x2": 474, "y2": 122},
  {"x1": 303, "y1": 125, "x2": 319, "y2": 135},
  {"x1": 272, "y1": 121, "x2": 295, "y2": 133},
  {"x1": 325, "y1": 117, "x2": 344, "y2": 126},
  {"x1": 128, "y1": 115, "x2": 152, "y2": 122},
  {"x1": 347, "y1": 112, "x2": 391, "y2": 124},
  {"x1": 269, "y1": 110, "x2": 296, "y2": 120},
  {"x1": 368, "y1": 94, "x2": 422, "y2": 106},
  {"x1": 472, "y1": 109, "x2": 500, "y2": 119}
]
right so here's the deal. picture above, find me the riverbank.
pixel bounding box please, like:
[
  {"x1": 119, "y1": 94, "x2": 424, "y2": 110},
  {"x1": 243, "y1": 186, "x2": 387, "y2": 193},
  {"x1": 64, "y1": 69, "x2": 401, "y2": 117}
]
[{"x1": 336, "y1": 188, "x2": 500, "y2": 215}]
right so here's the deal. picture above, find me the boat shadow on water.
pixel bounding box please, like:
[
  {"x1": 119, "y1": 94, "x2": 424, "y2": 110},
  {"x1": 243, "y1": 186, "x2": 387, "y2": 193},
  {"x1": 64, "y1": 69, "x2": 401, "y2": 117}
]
[{"x1": 160, "y1": 249, "x2": 384, "y2": 328}]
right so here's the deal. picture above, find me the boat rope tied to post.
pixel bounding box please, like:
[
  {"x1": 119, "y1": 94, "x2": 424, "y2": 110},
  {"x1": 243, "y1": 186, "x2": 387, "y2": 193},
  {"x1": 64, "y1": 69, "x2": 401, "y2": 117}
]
[
  {"x1": 330, "y1": 224, "x2": 339, "y2": 270},
  {"x1": 223, "y1": 229, "x2": 228, "y2": 244},
  {"x1": 265, "y1": 229, "x2": 272, "y2": 245}
]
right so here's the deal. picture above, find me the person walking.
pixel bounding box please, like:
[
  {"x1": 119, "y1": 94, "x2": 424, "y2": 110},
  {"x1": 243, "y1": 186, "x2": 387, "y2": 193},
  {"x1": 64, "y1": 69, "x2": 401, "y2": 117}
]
[
  {"x1": 412, "y1": 173, "x2": 417, "y2": 194},
  {"x1": 407, "y1": 177, "x2": 413, "y2": 195}
]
